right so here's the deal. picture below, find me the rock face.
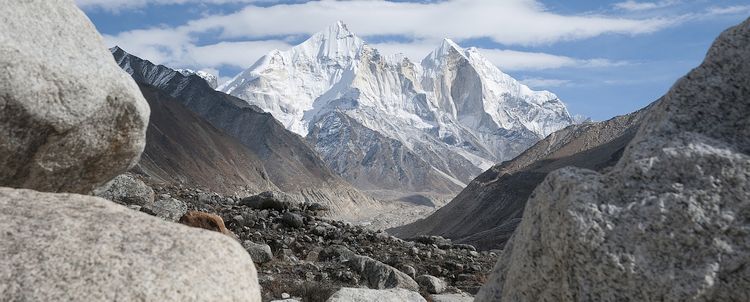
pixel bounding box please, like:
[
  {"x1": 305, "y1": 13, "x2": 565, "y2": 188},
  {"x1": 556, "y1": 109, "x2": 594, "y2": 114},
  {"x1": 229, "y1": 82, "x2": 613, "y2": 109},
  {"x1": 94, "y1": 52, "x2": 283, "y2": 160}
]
[
  {"x1": 391, "y1": 104, "x2": 650, "y2": 250},
  {"x1": 0, "y1": 187, "x2": 261, "y2": 301},
  {"x1": 0, "y1": 1, "x2": 149, "y2": 194},
  {"x1": 476, "y1": 18, "x2": 750, "y2": 301},
  {"x1": 326, "y1": 287, "x2": 426, "y2": 302},
  {"x1": 93, "y1": 173, "x2": 155, "y2": 206}
]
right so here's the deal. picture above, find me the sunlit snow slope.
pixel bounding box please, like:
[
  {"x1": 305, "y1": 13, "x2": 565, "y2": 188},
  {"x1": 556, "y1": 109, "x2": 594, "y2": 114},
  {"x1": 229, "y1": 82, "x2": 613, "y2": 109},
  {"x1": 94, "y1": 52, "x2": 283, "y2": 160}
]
[{"x1": 220, "y1": 21, "x2": 573, "y2": 199}]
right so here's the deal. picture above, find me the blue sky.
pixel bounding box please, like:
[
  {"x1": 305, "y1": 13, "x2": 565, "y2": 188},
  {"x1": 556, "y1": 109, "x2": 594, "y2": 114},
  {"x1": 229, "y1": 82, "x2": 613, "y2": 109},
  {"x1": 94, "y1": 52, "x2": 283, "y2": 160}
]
[{"x1": 77, "y1": 0, "x2": 750, "y2": 121}]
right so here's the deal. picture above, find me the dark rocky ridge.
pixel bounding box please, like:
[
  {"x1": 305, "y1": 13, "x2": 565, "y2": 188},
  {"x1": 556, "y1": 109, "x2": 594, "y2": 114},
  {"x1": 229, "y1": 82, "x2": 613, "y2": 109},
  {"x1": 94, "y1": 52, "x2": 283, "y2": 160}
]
[
  {"x1": 391, "y1": 104, "x2": 653, "y2": 250},
  {"x1": 112, "y1": 48, "x2": 381, "y2": 220}
]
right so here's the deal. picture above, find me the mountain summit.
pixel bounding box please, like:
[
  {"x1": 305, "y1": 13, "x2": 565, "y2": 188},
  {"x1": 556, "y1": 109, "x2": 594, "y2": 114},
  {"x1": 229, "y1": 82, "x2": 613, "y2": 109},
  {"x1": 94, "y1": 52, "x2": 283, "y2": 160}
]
[{"x1": 220, "y1": 22, "x2": 574, "y2": 200}]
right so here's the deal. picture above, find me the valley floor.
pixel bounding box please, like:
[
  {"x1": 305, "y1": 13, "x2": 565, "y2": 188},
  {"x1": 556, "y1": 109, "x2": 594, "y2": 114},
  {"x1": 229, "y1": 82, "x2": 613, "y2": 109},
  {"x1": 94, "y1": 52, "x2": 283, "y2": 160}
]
[{"x1": 146, "y1": 183, "x2": 496, "y2": 301}]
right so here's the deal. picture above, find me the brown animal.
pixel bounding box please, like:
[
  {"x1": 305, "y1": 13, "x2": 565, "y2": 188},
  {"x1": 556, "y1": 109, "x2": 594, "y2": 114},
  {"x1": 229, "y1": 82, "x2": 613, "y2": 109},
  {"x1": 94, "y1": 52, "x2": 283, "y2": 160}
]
[{"x1": 179, "y1": 211, "x2": 238, "y2": 240}]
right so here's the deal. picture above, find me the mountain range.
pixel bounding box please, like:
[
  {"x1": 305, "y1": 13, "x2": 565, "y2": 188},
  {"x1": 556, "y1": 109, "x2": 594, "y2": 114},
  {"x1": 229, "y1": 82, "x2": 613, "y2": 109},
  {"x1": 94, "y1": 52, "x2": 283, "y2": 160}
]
[
  {"x1": 219, "y1": 21, "x2": 574, "y2": 200},
  {"x1": 112, "y1": 47, "x2": 381, "y2": 221}
]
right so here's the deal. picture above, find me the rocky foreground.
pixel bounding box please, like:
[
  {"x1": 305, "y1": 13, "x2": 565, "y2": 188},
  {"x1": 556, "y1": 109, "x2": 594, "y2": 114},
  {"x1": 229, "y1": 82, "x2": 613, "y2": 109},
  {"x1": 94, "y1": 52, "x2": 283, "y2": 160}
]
[{"x1": 99, "y1": 174, "x2": 496, "y2": 301}]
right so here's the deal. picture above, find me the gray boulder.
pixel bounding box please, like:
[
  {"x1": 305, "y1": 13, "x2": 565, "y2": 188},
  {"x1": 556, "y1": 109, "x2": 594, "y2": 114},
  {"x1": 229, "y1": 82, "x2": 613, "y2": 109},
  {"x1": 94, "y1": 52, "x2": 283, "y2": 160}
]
[
  {"x1": 326, "y1": 287, "x2": 426, "y2": 302},
  {"x1": 0, "y1": 0, "x2": 149, "y2": 194},
  {"x1": 431, "y1": 293, "x2": 474, "y2": 302},
  {"x1": 416, "y1": 275, "x2": 447, "y2": 294},
  {"x1": 349, "y1": 255, "x2": 419, "y2": 291},
  {"x1": 477, "y1": 18, "x2": 750, "y2": 302},
  {"x1": 142, "y1": 197, "x2": 187, "y2": 221},
  {"x1": 399, "y1": 264, "x2": 417, "y2": 279},
  {"x1": 92, "y1": 173, "x2": 154, "y2": 206},
  {"x1": 317, "y1": 245, "x2": 419, "y2": 291},
  {"x1": 319, "y1": 244, "x2": 357, "y2": 261},
  {"x1": 242, "y1": 241, "x2": 273, "y2": 264},
  {"x1": 415, "y1": 235, "x2": 452, "y2": 248},
  {"x1": 281, "y1": 212, "x2": 304, "y2": 228},
  {"x1": 240, "y1": 191, "x2": 301, "y2": 211},
  {"x1": 0, "y1": 187, "x2": 260, "y2": 301}
]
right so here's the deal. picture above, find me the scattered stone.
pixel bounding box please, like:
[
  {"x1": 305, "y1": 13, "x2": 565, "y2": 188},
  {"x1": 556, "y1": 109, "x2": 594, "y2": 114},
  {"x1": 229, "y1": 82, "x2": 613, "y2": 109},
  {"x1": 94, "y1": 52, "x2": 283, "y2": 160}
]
[
  {"x1": 242, "y1": 241, "x2": 273, "y2": 264},
  {"x1": 305, "y1": 202, "x2": 330, "y2": 212},
  {"x1": 415, "y1": 235, "x2": 451, "y2": 248},
  {"x1": 326, "y1": 287, "x2": 426, "y2": 302},
  {"x1": 349, "y1": 255, "x2": 419, "y2": 291},
  {"x1": 179, "y1": 210, "x2": 236, "y2": 239},
  {"x1": 281, "y1": 212, "x2": 304, "y2": 228},
  {"x1": 306, "y1": 247, "x2": 323, "y2": 262},
  {"x1": 430, "y1": 292, "x2": 474, "y2": 302},
  {"x1": 319, "y1": 245, "x2": 357, "y2": 262},
  {"x1": 399, "y1": 264, "x2": 417, "y2": 279},
  {"x1": 240, "y1": 191, "x2": 300, "y2": 211},
  {"x1": 456, "y1": 274, "x2": 475, "y2": 282},
  {"x1": 0, "y1": 0, "x2": 149, "y2": 194},
  {"x1": 93, "y1": 173, "x2": 155, "y2": 206},
  {"x1": 142, "y1": 197, "x2": 187, "y2": 221},
  {"x1": 0, "y1": 188, "x2": 260, "y2": 301},
  {"x1": 147, "y1": 184, "x2": 497, "y2": 300},
  {"x1": 452, "y1": 244, "x2": 476, "y2": 252},
  {"x1": 416, "y1": 275, "x2": 447, "y2": 294}
]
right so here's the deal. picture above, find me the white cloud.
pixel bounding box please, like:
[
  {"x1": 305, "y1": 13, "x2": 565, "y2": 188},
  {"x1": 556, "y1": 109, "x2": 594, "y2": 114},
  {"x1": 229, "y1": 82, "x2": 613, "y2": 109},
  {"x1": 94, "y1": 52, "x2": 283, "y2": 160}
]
[
  {"x1": 520, "y1": 77, "x2": 572, "y2": 88},
  {"x1": 477, "y1": 49, "x2": 629, "y2": 71},
  {"x1": 371, "y1": 40, "x2": 628, "y2": 71},
  {"x1": 614, "y1": 0, "x2": 680, "y2": 11},
  {"x1": 188, "y1": 40, "x2": 292, "y2": 68},
  {"x1": 705, "y1": 5, "x2": 750, "y2": 16},
  {"x1": 105, "y1": 28, "x2": 291, "y2": 70},
  {"x1": 96, "y1": 0, "x2": 677, "y2": 78},
  {"x1": 182, "y1": 0, "x2": 675, "y2": 46},
  {"x1": 76, "y1": 0, "x2": 264, "y2": 12}
]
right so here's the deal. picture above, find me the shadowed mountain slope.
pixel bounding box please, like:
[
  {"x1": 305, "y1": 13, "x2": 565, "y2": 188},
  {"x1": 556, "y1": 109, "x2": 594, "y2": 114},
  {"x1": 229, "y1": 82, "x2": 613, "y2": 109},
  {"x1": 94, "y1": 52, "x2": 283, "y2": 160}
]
[{"x1": 133, "y1": 83, "x2": 278, "y2": 194}]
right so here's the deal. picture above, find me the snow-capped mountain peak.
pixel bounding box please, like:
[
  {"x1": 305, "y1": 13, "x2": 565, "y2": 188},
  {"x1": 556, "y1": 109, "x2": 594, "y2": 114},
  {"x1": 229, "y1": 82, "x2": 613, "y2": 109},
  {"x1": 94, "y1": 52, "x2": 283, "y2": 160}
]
[
  {"x1": 426, "y1": 38, "x2": 467, "y2": 63},
  {"x1": 294, "y1": 21, "x2": 365, "y2": 62},
  {"x1": 220, "y1": 23, "x2": 575, "y2": 197},
  {"x1": 176, "y1": 69, "x2": 218, "y2": 89}
]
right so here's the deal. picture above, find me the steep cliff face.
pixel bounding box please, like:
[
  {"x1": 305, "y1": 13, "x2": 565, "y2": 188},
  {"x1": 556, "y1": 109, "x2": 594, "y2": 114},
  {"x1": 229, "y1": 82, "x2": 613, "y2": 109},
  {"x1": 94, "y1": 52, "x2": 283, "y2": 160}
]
[
  {"x1": 113, "y1": 47, "x2": 380, "y2": 220},
  {"x1": 390, "y1": 105, "x2": 651, "y2": 250},
  {"x1": 220, "y1": 22, "x2": 573, "y2": 200}
]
